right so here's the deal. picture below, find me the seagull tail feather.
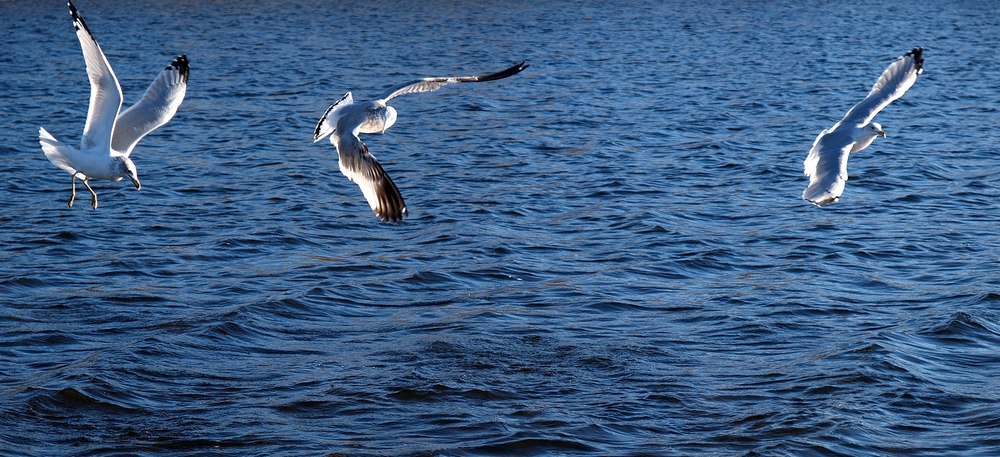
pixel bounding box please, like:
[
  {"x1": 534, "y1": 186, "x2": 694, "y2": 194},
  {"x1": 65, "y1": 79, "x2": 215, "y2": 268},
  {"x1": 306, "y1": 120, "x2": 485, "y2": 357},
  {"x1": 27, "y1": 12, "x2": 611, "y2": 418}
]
[{"x1": 39, "y1": 127, "x2": 77, "y2": 174}]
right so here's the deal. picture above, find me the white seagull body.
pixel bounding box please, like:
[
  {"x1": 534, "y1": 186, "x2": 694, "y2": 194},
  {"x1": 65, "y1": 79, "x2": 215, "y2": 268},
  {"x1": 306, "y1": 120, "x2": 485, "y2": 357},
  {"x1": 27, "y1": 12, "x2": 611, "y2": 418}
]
[
  {"x1": 40, "y1": 0, "x2": 188, "y2": 209},
  {"x1": 313, "y1": 61, "x2": 529, "y2": 223},
  {"x1": 802, "y1": 47, "x2": 923, "y2": 206}
]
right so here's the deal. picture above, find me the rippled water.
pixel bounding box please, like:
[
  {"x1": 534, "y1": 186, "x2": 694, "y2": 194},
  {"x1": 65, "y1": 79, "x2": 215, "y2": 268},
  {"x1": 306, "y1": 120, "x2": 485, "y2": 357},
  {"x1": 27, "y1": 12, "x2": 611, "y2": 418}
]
[{"x1": 2, "y1": 0, "x2": 999, "y2": 455}]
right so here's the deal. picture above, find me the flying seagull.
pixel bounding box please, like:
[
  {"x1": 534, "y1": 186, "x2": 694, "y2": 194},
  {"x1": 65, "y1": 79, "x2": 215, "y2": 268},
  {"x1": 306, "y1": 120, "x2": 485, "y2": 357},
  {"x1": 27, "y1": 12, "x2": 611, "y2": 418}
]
[
  {"x1": 39, "y1": 0, "x2": 188, "y2": 209},
  {"x1": 313, "y1": 61, "x2": 529, "y2": 223},
  {"x1": 802, "y1": 47, "x2": 923, "y2": 206}
]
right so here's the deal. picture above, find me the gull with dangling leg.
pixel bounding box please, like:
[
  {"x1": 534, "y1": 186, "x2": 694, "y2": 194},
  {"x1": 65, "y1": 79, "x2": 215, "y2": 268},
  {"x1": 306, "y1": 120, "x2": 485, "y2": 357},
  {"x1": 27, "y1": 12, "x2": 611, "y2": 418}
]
[{"x1": 39, "y1": 0, "x2": 188, "y2": 209}]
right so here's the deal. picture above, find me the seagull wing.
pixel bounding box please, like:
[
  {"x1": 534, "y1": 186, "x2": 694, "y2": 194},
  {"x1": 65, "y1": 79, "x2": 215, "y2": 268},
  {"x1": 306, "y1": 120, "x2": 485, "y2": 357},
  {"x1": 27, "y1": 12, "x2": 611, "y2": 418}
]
[
  {"x1": 112, "y1": 55, "x2": 189, "y2": 157},
  {"x1": 313, "y1": 92, "x2": 354, "y2": 142},
  {"x1": 69, "y1": 0, "x2": 122, "y2": 154},
  {"x1": 840, "y1": 47, "x2": 923, "y2": 127},
  {"x1": 333, "y1": 132, "x2": 408, "y2": 223},
  {"x1": 802, "y1": 128, "x2": 855, "y2": 205},
  {"x1": 375, "y1": 61, "x2": 528, "y2": 102}
]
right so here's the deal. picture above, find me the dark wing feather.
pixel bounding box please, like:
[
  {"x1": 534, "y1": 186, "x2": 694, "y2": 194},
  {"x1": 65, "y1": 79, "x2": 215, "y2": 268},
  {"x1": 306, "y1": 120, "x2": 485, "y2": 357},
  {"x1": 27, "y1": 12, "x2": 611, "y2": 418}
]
[
  {"x1": 333, "y1": 134, "x2": 408, "y2": 223},
  {"x1": 376, "y1": 61, "x2": 528, "y2": 102},
  {"x1": 112, "y1": 55, "x2": 188, "y2": 156}
]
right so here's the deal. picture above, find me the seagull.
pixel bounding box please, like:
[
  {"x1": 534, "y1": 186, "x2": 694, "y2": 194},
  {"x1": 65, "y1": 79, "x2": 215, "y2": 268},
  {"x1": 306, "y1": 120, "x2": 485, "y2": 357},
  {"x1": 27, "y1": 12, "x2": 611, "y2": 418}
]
[
  {"x1": 802, "y1": 47, "x2": 923, "y2": 206},
  {"x1": 313, "y1": 61, "x2": 529, "y2": 223},
  {"x1": 39, "y1": 0, "x2": 188, "y2": 209}
]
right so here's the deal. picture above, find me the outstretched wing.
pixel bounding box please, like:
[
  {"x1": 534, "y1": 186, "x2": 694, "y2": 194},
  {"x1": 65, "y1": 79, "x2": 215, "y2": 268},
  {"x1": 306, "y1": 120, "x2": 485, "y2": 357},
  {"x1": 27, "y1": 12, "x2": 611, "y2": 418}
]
[
  {"x1": 333, "y1": 133, "x2": 408, "y2": 223},
  {"x1": 802, "y1": 128, "x2": 855, "y2": 206},
  {"x1": 313, "y1": 92, "x2": 354, "y2": 142},
  {"x1": 112, "y1": 55, "x2": 189, "y2": 156},
  {"x1": 840, "y1": 47, "x2": 923, "y2": 127},
  {"x1": 375, "y1": 61, "x2": 528, "y2": 102},
  {"x1": 69, "y1": 0, "x2": 122, "y2": 154}
]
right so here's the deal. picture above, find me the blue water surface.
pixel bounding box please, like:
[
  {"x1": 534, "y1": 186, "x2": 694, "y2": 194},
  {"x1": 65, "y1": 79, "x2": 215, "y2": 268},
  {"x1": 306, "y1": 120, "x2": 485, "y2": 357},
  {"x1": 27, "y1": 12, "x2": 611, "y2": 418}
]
[{"x1": 1, "y1": 0, "x2": 999, "y2": 455}]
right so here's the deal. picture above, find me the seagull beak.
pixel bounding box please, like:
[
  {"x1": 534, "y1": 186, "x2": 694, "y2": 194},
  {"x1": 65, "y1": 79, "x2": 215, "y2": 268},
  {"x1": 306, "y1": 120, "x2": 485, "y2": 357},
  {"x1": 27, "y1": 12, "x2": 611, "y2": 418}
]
[
  {"x1": 131, "y1": 177, "x2": 141, "y2": 190},
  {"x1": 878, "y1": 130, "x2": 886, "y2": 138}
]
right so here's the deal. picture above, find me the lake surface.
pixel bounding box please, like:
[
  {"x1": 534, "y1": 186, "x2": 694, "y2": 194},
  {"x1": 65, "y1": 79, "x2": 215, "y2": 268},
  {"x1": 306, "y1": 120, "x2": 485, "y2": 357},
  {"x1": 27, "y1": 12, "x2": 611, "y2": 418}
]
[{"x1": 2, "y1": 0, "x2": 999, "y2": 455}]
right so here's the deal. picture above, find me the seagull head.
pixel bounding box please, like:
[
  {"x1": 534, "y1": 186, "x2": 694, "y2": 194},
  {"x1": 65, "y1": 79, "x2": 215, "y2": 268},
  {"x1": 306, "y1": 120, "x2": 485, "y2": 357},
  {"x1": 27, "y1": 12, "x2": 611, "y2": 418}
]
[
  {"x1": 870, "y1": 122, "x2": 886, "y2": 138},
  {"x1": 367, "y1": 101, "x2": 397, "y2": 133},
  {"x1": 383, "y1": 105, "x2": 397, "y2": 133},
  {"x1": 114, "y1": 156, "x2": 141, "y2": 190}
]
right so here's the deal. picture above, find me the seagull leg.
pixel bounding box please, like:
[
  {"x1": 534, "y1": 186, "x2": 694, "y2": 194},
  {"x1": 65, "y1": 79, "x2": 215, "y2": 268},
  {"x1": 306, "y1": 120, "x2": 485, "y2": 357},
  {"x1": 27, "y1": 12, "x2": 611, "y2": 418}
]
[
  {"x1": 68, "y1": 174, "x2": 77, "y2": 207},
  {"x1": 82, "y1": 178, "x2": 98, "y2": 209}
]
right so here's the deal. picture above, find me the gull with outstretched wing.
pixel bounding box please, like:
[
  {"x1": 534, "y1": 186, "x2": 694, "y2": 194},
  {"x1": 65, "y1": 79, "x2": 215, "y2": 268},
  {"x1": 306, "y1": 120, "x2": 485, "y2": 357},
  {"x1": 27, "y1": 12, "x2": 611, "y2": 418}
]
[
  {"x1": 39, "y1": 0, "x2": 188, "y2": 209},
  {"x1": 313, "y1": 62, "x2": 528, "y2": 223},
  {"x1": 803, "y1": 47, "x2": 923, "y2": 206}
]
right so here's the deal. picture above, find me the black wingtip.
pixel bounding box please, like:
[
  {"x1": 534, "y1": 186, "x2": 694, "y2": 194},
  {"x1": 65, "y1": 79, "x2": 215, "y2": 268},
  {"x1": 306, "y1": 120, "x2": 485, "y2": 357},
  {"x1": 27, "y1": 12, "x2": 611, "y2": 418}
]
[
  {"x1": 67, "y1": 0, "x2": 92, "y2": 35},
  {"x1": 375, "y1": 197, "x2": 408, "y2": 224},
  {"x1": 357, "y1": 142, "x2": 408, "y2": 224},
  {"x1": 376, "y1": 205, "x2": 408, "y2": 224},
  {"x1": 476, "y1": 61, "x2": 529, "y2": 82},
  {"x1": 374, "y1": 170, "x2": 408, "y2": 224},
  {"x1": 907, "y1": 47, "x2": 924, "y2": 75},
  {"x1": 168, "y1": 55, "x2": 190, "y2": 83}
]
